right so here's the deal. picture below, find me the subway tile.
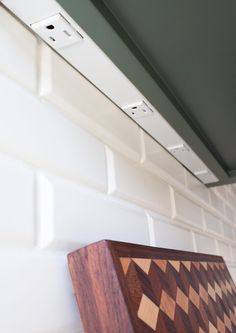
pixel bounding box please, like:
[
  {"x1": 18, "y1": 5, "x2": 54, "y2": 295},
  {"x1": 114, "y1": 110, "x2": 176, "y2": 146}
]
[
  {"x1": 151, "y1": 216, "x2": 194, "y2": 251},
  {"x1": 0, "y1": 74, "x2": 107, "y2": 191},
  {"x1": 230, "y1": 184, "x2": 236, "y2": 197},
  {"x1": 222, "y1": 223, "x2": 234, "y2": 240},
  {"x1": 37, "y1": 173, "x2": 150, "y2": 250},
  {"x1": 194, "y1": 233, "x2": 217, "y2": 255},
  {"x1": 227, "y1": 192, "x2": 236, "y2": 209},
  {"x1": 0, "y1": 153, "x2": 34, "y2": 247},
  {"x1": 209, "y1": 190, "x2": 225, "y2": 215},
  {"x1": 231, "y1": 247, "x2": 236, "y2": 262},
  {"x1": 141, "y1": 132, "x2": 185, "y2": 185},
  {"x1": 204, "y1": 211, "x2": 222, "y2": 235},
  {"x1": 185, "y1": 171, "x2": 209, "y2": 203},
  {"x1": 214, "y1": 185, "x2": 228, "y2": 202},
  {"x1": 40, "y1": 44, "x2": 141, "y2": 162},
  {"x1": 218, "y1": 241, "x2": 232, "y2": 262},
  {"x1": 107, "y1": 149, "x2": 171, "y2": 216},
  {"x1": 172, "y1": 190, "x2": 203, "y2": 228},
  {"x1": 225, "y1": 204, "x2": 235, "y2": 223},
  {"x1": 0, "y1": 249, "x2": 82, "y2": 333},
  {"x1": 0, "y1": 6, "x2": 37, "y2": 92},
  {"x1": 228, "y1": 267, "x2": 236, "y2": 282}
]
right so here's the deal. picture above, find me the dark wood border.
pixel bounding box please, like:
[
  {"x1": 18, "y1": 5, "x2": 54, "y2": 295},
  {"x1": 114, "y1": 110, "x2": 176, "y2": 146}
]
[{"x1": 68, "y1": 240, "x2": 225, "y2": 333}]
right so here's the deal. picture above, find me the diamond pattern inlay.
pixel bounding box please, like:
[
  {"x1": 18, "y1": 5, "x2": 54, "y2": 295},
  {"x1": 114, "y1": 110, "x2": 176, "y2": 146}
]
[
  {"x1": 160, "y1": 290, "x2": 176, "y2": 320},
  {"x1": 176, "y1": 287, "x2": 189, "y2": 314},
  {"x1": 120, "y1": 257, "x2": 236, "y2": 332},
  {"x1": 137, "y1": 294, "x2": 159, "y2": 330}
]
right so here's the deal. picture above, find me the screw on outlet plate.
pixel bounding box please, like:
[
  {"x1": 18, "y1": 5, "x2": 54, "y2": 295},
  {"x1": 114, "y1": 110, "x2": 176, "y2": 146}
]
[
  {"x1": 31, "y1": 13, "x2": 83, "y2": 49},
  {"x1": 122, "y1": 101, "x2": 154, "y2": 119}
]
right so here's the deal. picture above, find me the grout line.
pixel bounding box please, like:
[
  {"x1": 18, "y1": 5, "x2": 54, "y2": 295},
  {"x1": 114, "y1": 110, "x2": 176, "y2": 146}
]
[
  {"x1": 201, "y1": 208, "x2": 207, "y2": 232},
  {"x1": 105, "y1": 146, "x2": 116, "y2": 195},
  {"x1": 35, "y1": 172, "x2": 55, "y2": 248},
  {"x1": 191, "y1": 231, "x2": 197, "y2": 252},
  {"x1": 169, "y1": 186, "x2": 176, "y2": 219},
  {"x1": 215, "y1": 239, "x2": 220, "y2": 255},
  {"x1": 37, "y1": 41, "x2": 52, "y2": 97},
  {"x1": 33, "y1": 171, "x2": 38, "y2": 246},
  {"x1": 146, "y1": 212, "x2": 156, "y2": 246},
  {"x1": 183, "y1": 169, "x2": 188, "y2": 190},
  {"x1": 139, "y1": 129, "x2": 146, "y2": 164},
  {"x1": 35, "y1": 39, "x2": 41, "y2": 96}
]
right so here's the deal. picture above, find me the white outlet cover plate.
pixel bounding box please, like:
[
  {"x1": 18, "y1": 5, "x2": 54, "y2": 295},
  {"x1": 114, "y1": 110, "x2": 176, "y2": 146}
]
[
  {"x1": 31, "y1": 13, "x2": 83, "y2": 49},
  {"x1": 123, "y1": 101, "x2": 154, "y2": 119}
]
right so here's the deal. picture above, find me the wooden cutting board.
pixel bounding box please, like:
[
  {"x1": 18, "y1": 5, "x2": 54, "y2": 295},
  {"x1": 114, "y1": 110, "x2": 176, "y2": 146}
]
[{"x1": 68, "y1": 240, "x2": 236, "y2": 333}]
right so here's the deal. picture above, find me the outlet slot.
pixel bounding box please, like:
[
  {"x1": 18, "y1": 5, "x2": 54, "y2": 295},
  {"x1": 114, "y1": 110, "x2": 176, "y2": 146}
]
[
  {"x1": 63, "y1": 30, "x2": 71, "y2": 38},
  {"x1": 46, "y1": 24, "x2": 55, "y2": 30}
]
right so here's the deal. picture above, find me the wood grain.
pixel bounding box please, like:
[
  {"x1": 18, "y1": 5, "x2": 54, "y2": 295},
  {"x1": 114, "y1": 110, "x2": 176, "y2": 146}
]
[{"x1": 68, "y1": 240, "x2": 236, "y2": 333}]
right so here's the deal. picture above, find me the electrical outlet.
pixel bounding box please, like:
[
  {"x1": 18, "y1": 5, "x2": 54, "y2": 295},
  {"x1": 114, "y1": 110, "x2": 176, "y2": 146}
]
[
  {"x1": 123, "y1": 101, "x2": 154, "y2": 119},
  {"x1": 31, "y1": 13, "x2": 83, "y2": 49}
]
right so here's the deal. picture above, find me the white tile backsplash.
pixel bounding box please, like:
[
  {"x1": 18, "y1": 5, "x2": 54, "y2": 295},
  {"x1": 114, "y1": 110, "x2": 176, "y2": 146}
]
[
  {"x1": 0, "y1": 153, "x2": 34, "y2": 247},
  {"x1": 107, "y1": 148, "x2": 171, "y2": 216},
  {"x1": 204, "y1": 210, "x2": 222, "y2": 235},
  {"x1": 225, "y1": 204, "x2": 235, "y2": 222},
  {"x1": 1, "y1": 6, "x2": 236, "y2": 333},
  {"x1": 37, "y1": 173, "x2": 150, "y2": 250},
  {"x1": 210, "y1": 190, "x2": 225, "y2": 215},
  {"x1": 194, "y1": 233, "x2": 217, "y2": 255},
  {"x1": 172, "y1": 190, "x2": 203, "y2": 229},
  {"x1": 227, "y1": 192, "x2": 236, "y2": 209},
  {"x1": 218, "y1": 241, "x2": 232, "y2": 262},
  {"x1": 231, "y1": 247, "x2": 236, "y2": 261},
  {"x1": 0, "y1": 249, "x2": 82, "y2": 333},
  {"x1": 151, "y1": 216, "x2": 194, "y2": 252},
  {"x1": 214, "y1": 186, "x2": 228, "y2": 202},
  {"x1": 0, "y1": 74, "x2": 107, "y2": 191},
  {"x1": 222, "y1": 223, "x2": 234, "y2": 240},
  {"x1": 185, "y1": 171, "x2": 209, "y2": 203},
  {"x1": 0, "y1": 6, "x2": 37, "y2": 92}
]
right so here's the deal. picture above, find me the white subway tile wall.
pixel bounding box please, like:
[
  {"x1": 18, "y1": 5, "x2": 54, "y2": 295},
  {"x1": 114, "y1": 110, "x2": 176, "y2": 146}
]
[
  {"x1": 0, "y1": 249, "x2": 83, "y2": 333},
  {"x1": 0, "y1": 6, "x2": 37, "y2": 91},
  {"x1": 218, "y1": 241, "x2": 232, "y2": 262},
  {"x1": 185, "y1": 170, "x2": 210, "y2": 203},
  {"x1": 209, "y1": 189, "x2": 225, "y2": 215},
  {"x1": 0, "y1": 74, "x2": 107, "y2": 191},
  {"x1": 0, "y1": 153, "x2": 35, "y2": 247},
  {"x1": 0, "y1": 6, "x2": 236, "y2": 333},
  {"x1": 204, "y1": 210, "x2": 222, "y2": 235},
  {"x1": 194, "y1": 233, "x2": 217, "y2": 255},
  {"x1": 171, "y1": 189, "x2": 203, "y2": 228},
  {"x1": 150, "y1": 214, "x2": 195, "y2": 252},
  {"x1": 106, "y1": 148, "x2": 171, "y2": 216},
  {"x1": 37, "y1": 173, "x2": 150, "y2": 250}
]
